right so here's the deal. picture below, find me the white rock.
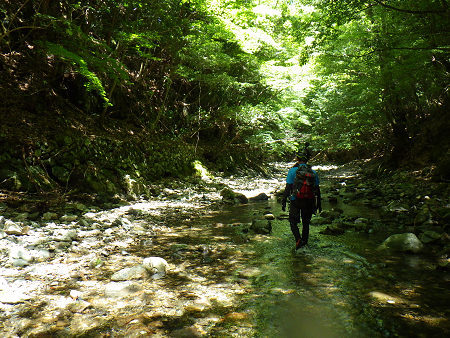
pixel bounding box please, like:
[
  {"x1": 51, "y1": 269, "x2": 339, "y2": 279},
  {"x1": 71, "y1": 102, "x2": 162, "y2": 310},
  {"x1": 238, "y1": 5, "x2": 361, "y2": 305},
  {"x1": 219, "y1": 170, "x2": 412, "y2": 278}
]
[
  {"x1": 0, "y1": 289, "x2": 31, "y2": 303},
  {"x1": 4, "y1": 220, "x2": 24, "y2": 235},
  {"x1": 9, "y1": 246, "x2": 34, "y2": 262},
  {"x1": 12, "y1": 258, "x2": 30, "y2": 267},
  {"x1": 142, "y1": 257, "x2": 168, "y2": 279}
]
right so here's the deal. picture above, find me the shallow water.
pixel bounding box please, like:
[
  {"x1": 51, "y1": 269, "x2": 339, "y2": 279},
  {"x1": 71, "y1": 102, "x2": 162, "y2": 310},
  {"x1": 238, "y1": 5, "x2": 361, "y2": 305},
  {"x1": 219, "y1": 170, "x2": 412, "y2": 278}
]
[{"x1": 202, "y1": 199, "x2": 449, "y2": 337}]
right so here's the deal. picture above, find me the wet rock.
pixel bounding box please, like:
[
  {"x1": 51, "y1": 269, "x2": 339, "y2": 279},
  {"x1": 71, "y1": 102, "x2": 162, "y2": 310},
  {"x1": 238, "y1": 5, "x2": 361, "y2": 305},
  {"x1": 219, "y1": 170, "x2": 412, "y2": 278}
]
[
  {"x1": 320, "y1": 209, "x2": 342, "y2": 221},
  {"x1": 378, "y1": 233, "x2": 423, "y2": 253},
  {"x1": 221, "y1": 312, "x2": 250, "y2": 323},
  {"x1": 320, "y1": 224, "x2": 345, "y2": 235},
  {"x1": 264, "y1": 213, "x2": 275, "y2": 220},
  {"x1": 220, "y1": 187, "x2": 248, "y2": 204},
  {"x1": 250, "y1": 219, "x2": 272, "y2": 234},
  {"x1": 111, "y1": 265, "x2": 148, "y2": 281},
  {"x1": 249, "y1": 193, "x2": 270, "y2": 201},
  {"x1": 142, "y1": 257, "x2": 168, "y2": 279}
]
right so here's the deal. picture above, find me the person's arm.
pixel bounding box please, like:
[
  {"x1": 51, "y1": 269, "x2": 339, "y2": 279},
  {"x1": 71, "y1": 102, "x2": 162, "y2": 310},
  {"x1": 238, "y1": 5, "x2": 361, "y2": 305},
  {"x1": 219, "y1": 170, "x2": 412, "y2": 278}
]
[
  {"x1": 282, "y1": 166, "x2": 296, "y2": 211},
  {"x1": 281, "y1": 183, "x2": 292, "y2": 211}
]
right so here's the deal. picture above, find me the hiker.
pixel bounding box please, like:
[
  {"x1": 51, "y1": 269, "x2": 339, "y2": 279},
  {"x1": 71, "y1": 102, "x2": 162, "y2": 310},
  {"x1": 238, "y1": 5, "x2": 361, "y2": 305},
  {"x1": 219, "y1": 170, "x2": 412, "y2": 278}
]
[{"x1": 281, "y1": 151, "x2": 321, "y2": 249}]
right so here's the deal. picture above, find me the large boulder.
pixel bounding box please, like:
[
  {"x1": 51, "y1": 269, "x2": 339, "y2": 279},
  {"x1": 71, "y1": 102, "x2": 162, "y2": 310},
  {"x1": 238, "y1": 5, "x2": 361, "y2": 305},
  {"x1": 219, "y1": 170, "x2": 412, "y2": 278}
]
[{"x1": 378, "y1": 233, "x2": 424, "y2": 253}]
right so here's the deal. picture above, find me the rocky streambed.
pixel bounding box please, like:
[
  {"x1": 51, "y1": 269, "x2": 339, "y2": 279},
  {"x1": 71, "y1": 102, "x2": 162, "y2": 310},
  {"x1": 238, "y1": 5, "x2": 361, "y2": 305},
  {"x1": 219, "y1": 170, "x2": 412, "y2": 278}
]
[{"x1": 0, "y1": 161, "x2": 449, "y2": 337}]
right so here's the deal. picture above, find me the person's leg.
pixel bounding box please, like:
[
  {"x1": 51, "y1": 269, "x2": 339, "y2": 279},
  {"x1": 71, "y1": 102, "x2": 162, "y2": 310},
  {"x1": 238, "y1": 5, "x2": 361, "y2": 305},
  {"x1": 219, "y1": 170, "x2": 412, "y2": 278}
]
[
  {"x1": 289, "y1": 200, "x2": 301, "y2": 242},
  {"x1": 299, "y1": 199, "x2": 314, "y2": 245}
]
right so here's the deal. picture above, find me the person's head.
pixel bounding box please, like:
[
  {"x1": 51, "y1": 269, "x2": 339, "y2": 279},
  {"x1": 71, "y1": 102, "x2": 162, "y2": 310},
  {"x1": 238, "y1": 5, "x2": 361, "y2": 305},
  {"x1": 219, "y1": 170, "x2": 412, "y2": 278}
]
[{"x1": 296, "y1": 151, "x2": 308, "y2": 163}]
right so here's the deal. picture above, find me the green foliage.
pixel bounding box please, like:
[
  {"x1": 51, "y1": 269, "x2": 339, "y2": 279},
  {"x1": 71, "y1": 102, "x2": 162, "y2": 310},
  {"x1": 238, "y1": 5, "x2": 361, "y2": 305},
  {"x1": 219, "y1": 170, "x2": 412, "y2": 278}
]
[{"x1": 45, "y1": 42, "x2": 111, "y2": 106}]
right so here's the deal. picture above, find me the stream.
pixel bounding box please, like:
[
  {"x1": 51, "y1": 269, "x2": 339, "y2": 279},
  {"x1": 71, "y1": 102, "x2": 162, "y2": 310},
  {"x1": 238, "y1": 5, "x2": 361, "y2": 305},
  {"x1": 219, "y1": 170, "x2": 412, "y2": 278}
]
[{"x1": 0, "y1": 163, "x2": 448, "y2": 337}]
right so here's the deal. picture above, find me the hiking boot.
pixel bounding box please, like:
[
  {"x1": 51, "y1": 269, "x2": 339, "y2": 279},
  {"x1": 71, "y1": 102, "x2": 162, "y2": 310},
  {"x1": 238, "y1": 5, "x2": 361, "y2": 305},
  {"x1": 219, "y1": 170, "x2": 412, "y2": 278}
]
[
  {"x1": 295, "y1": 239, "x2": 303, "y2": 250},
  {"x1": 298, "y1": 241, "x2": 307, "y2": 248}
]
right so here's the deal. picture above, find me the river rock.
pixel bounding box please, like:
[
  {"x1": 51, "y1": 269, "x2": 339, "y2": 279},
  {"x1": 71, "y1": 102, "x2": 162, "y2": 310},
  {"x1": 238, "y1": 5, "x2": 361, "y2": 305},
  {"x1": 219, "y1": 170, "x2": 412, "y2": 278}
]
[
  {"x1": 4, "y1": 220, "x2": 25, "y2": 235},
  {"x1": 0, "y1": 290, "x2": 31, "y2": 303},
  {"x1": 142, "y1": 257, "x2": 168, "y2": 279},
  {"x1": 42, "y1": 212, "x2": 58, "y2": 221},
  {"x1": 53, "y1": 229, "x2": 78, "y2": 242},
  {"x1": 220, "y1": 188, "x2": 248, "y2": 204},
  {"x1": 250, "y1": 219, "x2": 271, "y2": 234},
  {"x1": 378, "y1": 233, "x2": 423, "y2": 253},
  {"x1": 320, "y1": 224, "x2": 345, "y2": 235},
  {"x1": 320, "y1": 209, "x2": 342, "y2": 221},
  {"x1": 264, "y1": 213, "x2": 275, "y2": 220},
  {"x1": 60, "y1": 214, "x2": 78, "y2": 222},
  {"x1": 249, "y1": 193, "x2": 270, "y2": 202},
  {"x1": 111, "y1": 265, "x2": 148, "y2": 281}
]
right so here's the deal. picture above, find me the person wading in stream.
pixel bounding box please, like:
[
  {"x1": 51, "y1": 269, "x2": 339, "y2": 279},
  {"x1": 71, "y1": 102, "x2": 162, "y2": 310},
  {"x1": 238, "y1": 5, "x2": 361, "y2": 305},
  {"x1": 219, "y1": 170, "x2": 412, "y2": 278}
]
[{"x1": 281, "y1": 151, "x2": 321, "y2": 249}]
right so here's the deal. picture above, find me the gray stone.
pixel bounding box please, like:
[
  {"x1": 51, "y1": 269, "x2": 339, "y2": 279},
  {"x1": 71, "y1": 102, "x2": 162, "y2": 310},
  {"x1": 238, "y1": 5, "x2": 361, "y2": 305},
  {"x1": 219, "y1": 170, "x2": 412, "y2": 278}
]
[
  {"x1": 42, "y1": 212, "x2": 58, "y2": 221},
  {"x1": 378, "y1": 233, "x2": 424, "y2": 253},
  {"x1": 9, "y1": 246, "x2": 34, "y2": 262},
  {"x1": 4, "y1": 220, "x2": 24, "y2": 235},
  {"x1": 249, "y1": 193, "x2": 270, "y2": 201},
  {"x1": 12, "y1": 258, "x2": 30, "y2": 267},
  {"x1": 142, "y1": 257, "x2": 168, "y2": 279},
  {"x1": 250, "y1": 219, "x2": 272, "y2": 234},
  {"x1": 111, "y1": 265, "x2": 148, "y2": 281},
  {"x1": 60, "y1": 214, "x2": 78, "y2": 222}
]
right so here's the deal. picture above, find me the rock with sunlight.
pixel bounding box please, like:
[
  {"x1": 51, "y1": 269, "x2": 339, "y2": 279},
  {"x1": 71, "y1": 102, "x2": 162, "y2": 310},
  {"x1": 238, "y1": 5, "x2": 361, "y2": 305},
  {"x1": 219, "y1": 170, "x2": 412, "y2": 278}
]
[
  {"x1": 378, "y1": 233, "x2": 424, "y2": 253},
  {"x1": 111, "y1": 265, "x2": 148, "y2": 281},
  {"x1": 142, "y1": 256, "x2": 169, "y2": 279}
]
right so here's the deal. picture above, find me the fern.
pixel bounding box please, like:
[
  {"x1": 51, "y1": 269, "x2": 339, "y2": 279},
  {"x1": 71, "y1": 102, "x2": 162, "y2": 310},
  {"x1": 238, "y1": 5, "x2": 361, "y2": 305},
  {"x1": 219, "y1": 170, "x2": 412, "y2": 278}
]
[{"x1": 45, "y1": 42, "x2": 111, "y2": 107}]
